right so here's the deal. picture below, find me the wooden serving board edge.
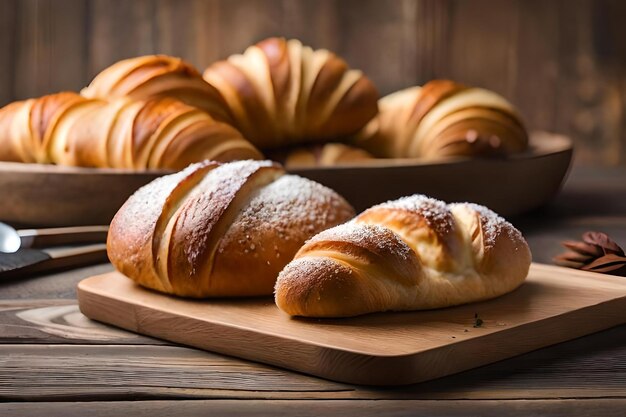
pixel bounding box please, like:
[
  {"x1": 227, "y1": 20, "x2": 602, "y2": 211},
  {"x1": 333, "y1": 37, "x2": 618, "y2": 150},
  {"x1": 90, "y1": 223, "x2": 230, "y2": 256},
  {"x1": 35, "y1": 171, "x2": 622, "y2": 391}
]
[{"x1": 77, "y1": 270, "x2": 626, "y2": 386}]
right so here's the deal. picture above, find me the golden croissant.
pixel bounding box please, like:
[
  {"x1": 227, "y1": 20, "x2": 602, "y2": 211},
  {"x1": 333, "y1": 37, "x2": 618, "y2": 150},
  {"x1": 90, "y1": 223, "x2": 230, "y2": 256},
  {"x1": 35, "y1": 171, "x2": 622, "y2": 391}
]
[
  {"x1": 107, "y1": 160, "x2": 356, "y2": 297},
  {"x1": 356, "y1": 80, "x2": 529, "y2": 159},
  {"x1": 0, "y1": 92, "x2": 260, "y2": 169},
  {"x1": 275, "y1": 194, "x2": 532, "y2": 317},
  {"x1": 81, "y1": 55, "x2": 233, "y2": 123},
  {"x1": 203, "y1": 37, "x2": 380, "y2": 149}
]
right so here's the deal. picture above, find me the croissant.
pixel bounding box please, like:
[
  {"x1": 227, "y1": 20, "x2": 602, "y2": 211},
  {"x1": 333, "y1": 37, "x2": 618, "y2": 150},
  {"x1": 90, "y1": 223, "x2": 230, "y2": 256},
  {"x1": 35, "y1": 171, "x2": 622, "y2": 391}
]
[
  {"x1": 202, "y1": 37, "x2": 379, "y2": 149},
  {"x1": 81, "y1": 55, "x2": 233, "y2": 123},
  {"x1": 107, "y1": 159, "x2": 356, "y2": 297},
  {"x1": 275, "y1": 195, "x2": 531, "y2": 317},
  {"x1": 0, "y1": 92, "x2": 261, "y2": 169},
  {"x1": 356, "y1": 80, "x2": 529, "y2": 159},
  {"x1": 270, "y1": 143, "x2": 375, "y2": 168}
]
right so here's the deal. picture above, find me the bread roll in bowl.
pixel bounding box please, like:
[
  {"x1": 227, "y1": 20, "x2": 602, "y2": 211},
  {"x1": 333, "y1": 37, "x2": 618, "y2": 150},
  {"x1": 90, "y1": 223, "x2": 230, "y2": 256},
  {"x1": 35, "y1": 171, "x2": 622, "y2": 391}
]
[
  {"x1": 107, "y1": 160, "x2": 356, "y2": 297},
  {"x1": 356, "y1": 80, "x2": 528, "y2": 159},
  {"x1": 269, "y1": 142, "x2": 375, "y2": 168},
  {"x1": 82, "y1": 55, "x2": 233, "y2": 123},
  {"x1": 275, "y1": 195, "x2": 532, "y2": 317},
  {"x1": 0, "y1": 92, "x2": 260, "y2": 169},
  {"x1": 203, "y1": 37, "x2": 379, "y2": 149}
]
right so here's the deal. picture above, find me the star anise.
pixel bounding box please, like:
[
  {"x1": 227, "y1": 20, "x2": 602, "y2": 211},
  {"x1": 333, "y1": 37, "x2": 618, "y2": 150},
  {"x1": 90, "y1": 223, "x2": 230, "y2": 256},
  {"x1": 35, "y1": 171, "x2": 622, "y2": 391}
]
[{"x1": 554, "y1": 231, "x2": 626, "y2": 276}]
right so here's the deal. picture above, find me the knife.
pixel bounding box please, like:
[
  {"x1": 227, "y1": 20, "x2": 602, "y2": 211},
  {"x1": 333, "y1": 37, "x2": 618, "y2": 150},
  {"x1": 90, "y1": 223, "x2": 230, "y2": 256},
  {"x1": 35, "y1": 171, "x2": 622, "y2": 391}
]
[
  {"x1": 0, "y1": 223, "x2": 109, "y2": 253},
  {"x1": 0, "y1": 243, "x2": 109, "y2": 279}
]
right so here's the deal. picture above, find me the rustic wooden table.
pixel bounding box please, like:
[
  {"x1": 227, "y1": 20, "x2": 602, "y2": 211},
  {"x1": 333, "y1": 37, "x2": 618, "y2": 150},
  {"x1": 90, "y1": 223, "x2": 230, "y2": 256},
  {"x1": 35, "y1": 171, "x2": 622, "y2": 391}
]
[{"x1": 1, "y1": 166, "x2": 625, "y2": 416}]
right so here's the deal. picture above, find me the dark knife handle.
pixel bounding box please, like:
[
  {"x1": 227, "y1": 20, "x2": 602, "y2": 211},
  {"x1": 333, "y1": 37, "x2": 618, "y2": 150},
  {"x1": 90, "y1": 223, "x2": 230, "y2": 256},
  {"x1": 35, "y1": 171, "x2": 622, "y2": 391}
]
[
  {"x1": 18, "y1": 226, "x2": 109, "y2": 249},
  {"x1": 0, "y1": 244, "x2": 108, "y2": 279}
]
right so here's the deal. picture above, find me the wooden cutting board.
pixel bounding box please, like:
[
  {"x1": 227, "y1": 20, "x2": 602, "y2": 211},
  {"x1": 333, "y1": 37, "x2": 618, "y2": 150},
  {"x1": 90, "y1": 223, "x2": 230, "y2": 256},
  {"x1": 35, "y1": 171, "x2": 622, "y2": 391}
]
[{"x1": 77, "y1": 263, "x2": 626, "y2": 386}]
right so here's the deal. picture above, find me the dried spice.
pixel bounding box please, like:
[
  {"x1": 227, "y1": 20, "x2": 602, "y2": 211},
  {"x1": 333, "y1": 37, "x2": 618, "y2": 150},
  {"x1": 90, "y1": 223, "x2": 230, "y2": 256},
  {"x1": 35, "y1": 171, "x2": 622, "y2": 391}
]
[{"x1": 554, "y1": 231, "x2": 626, "y2": 276}]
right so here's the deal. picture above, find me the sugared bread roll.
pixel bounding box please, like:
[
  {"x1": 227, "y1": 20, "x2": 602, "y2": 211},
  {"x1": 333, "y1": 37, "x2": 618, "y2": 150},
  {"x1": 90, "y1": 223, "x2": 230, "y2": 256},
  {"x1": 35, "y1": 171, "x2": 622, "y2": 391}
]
[
  {"x1": 275, "y1": 195, "x2": 531, "y2": 317},
  {"x1": 81, "y1": 55, "x2": 233, "y2": 123},
  {"x1": 0, "y1": 92, "x2": 260, "y2": 169},
  {"x1": 107, "y1": 160, "x2": 355, "y2": 297},
  {"x1": 203, "y1": 37, "x2": 379, "y2": 149},
  {"x1": 356, "y1": 80, "x2": 528, "y2": 159}
]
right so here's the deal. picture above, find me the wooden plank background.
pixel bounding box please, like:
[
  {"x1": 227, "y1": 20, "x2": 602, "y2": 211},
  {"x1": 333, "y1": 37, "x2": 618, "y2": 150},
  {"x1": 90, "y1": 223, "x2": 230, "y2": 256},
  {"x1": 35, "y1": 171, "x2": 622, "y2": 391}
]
[{"x1": 0, "y1": 0, "x2": 625, "y2": 165}]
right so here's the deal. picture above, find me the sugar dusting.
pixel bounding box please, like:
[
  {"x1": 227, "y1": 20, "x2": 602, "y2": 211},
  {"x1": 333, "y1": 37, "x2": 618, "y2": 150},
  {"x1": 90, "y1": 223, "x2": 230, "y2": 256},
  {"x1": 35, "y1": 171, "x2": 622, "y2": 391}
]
[
  {"x1": 120, "y1": 160, "x2": 214, "y2": 232},
  {"x1": 373, "y1": 194, "x2": 454, "y2": 236},
  {"x1": 221, "y1": 174, "x2": 355, "y2": 257},
  {"x1": 276, "y1": 256, "x2": 351, "y2": 293},
  {"x1": 307, "y1": 222, "x2": 412, "y2": 261},
  {"x1": 176, "y1": 160, "x2": 278, "y2": 272},
  {"x1": 450, "y1": 202, "x2": 523, "y2": 248}
]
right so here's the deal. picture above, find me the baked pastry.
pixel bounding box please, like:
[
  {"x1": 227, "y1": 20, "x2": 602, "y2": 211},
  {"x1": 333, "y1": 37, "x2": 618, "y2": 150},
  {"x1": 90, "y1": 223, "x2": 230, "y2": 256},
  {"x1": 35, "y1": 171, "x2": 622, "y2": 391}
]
[
  {"x1": 203, "y1": 37, "x2": 379, "y2": 149},
  {"x1": 0, "y1": 92, "x2": 260, "y2": 169},
  {"x1": 270, "y1": 143, "x2": 374, "y2": 168},
  {"x1": 107, "y1": 160, "x2": 356, "y2": 297},
  {"x1": 275, "y1": 194, "x2": 531, "y2": 317},
  {"x1": 356, "y1": 80, "x2": 528, "y2": 159},
  {"x1": 81, "y1": 55, "x2": 233, "y2": 123}
]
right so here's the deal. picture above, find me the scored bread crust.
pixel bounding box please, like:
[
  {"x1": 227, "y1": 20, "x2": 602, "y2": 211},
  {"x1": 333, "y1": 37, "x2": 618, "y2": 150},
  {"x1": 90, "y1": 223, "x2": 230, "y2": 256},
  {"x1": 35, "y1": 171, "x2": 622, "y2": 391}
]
[
  {"x1": 274, "y1": 195, "x2": 532, "y2": 317},
  {"x1": 107, "y1": 160, "x2": 356, "y2": 297}
]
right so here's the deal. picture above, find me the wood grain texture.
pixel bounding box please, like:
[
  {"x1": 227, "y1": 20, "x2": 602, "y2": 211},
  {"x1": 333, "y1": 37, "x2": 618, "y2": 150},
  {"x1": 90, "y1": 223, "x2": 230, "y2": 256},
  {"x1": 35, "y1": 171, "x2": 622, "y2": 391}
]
[
  {"x1": 0, "y1": 299, "x2": 159, "y2": 344},
  {"x1": 77, "y1": 263, "x2": 626, "y2": 385},
  {"x1": 0, "y1": 0, "x2": 16, "y2": 106},
  {"x1": 0, "y1": 324, "x2": 624, "y2": 400},
  {"x1": 0, "y1": 0, "x2": 624, "y2": 165},
  {"x1": 2, "y1": 400, "x2": 626, "y2": 417},
  {"x1": 0, "y1": 162, "x2": 167, "y2": 227},
  {"x1": 87, "y1": 0, "x2": 156, "y2": 76},
  {"x1": 0, "y1": 262, "x2": 113, "y2": 300},
  {"x1": 14, "y1": 0, "x2": 88, "y2": 98}
]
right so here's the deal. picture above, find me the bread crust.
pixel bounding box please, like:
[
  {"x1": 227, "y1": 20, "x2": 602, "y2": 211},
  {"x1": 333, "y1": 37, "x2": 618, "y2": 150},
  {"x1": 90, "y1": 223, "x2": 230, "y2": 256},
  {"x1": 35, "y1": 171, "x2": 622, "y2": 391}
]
[
  {"x1": 0, "y1": 92, "x2": 261, "y2": 168},
  {"x1": 107, "y1": 160, "x2": 356, "y2": 297},
  {"x1": 356, "y1": 79, "x2": 528, "y2": 159},
  {"x1": 82, "y1": 55, "x2": 233, "y2": 123},
  {"x1": 203, "y1": 37, "x2": 379, "y2": 149},
  {"x1": 269, "y1": 142, "x2": 374, "y2": 168},
  {"x1": 275, "y1": 195, "x2": 532, "y2": 317}
]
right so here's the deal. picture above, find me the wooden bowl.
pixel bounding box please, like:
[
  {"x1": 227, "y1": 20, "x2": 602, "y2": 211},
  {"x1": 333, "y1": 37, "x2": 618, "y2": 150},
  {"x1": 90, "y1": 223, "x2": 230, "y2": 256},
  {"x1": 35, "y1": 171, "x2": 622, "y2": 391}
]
[
  {"x1": 292, "y1": 131, "x2": 573, "y2": 215},
  {"x1": 0, "y1": 132, "x2": 572, "y2": 227}
]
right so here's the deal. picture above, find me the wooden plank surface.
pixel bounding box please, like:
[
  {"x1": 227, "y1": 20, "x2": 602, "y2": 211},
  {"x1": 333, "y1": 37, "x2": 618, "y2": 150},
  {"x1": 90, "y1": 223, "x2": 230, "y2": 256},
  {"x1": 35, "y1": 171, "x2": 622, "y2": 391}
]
[
  {"x1": 3, "y1": 399, "x2": 625, "y2": 417},
  {"x1": 0, "y1": 324, "x2": 624, "y2": 400},
  {"x1": 0, "y1": 299, "x2": 162, "y2": 345},
  {"x1": 76, "y1": 264, "x2": 626, "y2": 386}
]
